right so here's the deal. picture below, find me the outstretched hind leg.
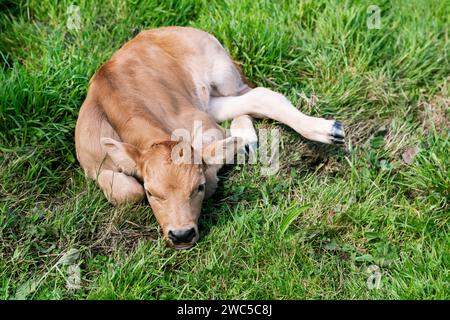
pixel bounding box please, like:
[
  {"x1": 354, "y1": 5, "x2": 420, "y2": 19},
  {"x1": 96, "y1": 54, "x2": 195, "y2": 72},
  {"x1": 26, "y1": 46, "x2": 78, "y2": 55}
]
[
  {"x1": 208, "y1": 87, "x2": 345, "y2": 145},
  {"x1": 96, "y1": 170, "x2": 145, "y2": 205},
  {"x1": 203, "y1": 45, "x2": 344, "y2": 144}
]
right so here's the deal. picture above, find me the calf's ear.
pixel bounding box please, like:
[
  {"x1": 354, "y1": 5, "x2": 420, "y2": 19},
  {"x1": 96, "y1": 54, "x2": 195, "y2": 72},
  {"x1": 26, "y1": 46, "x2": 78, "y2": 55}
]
[
  {"x1": 202, "y1": 136, "x2": 242, "y2": 165},
  {"x1": 100, "y1": 137, "x2": 140, "y2": 175}
]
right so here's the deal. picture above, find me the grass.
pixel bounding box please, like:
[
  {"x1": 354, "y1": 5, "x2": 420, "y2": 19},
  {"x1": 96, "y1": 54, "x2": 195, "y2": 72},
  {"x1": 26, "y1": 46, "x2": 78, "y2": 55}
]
[{"x1": 0, "y1": 0, "x2": 448, "y2": 299}]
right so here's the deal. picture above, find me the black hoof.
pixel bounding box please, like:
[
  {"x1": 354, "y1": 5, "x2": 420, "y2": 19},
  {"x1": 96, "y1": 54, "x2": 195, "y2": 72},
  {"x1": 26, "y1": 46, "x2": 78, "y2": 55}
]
[
  {"x1": 330, "y1": 121, "x2": 345, "y2": 144},
  {"x1": 331, "y1": 137, "x2": 345, "y2": 144},
  {"x1": 331, "y1": 121, "x2": 345, "y2": 138},
  {"x1": 244, "y1": 142, "x2": 257, "y2": 155}
]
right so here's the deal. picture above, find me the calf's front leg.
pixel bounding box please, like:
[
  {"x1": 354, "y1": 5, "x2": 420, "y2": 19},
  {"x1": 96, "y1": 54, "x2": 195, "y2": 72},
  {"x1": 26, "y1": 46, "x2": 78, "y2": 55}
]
[
  {"x1": 230, "y1": 115, "x2": 258, "y2": 153},
  {"x1": 97, "y1": 169, "x2": 145, "y2": 205}
]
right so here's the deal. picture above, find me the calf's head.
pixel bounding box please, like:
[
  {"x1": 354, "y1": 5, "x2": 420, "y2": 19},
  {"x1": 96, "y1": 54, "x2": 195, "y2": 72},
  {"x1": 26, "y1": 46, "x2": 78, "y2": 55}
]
[{"x1": 100, "y1": 137, "x2": 240, "y2": 249}]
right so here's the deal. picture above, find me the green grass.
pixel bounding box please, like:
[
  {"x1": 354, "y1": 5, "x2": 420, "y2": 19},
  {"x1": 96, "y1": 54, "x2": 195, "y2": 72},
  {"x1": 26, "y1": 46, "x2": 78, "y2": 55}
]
[{"x1": 0, "y1": 0, "x2": 449, "y2": 299}]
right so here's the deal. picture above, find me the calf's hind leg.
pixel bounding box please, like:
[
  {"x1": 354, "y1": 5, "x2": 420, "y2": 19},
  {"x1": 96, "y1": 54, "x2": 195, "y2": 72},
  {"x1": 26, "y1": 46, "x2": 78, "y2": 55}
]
[
  {"x1": 208, "y1": 87, "x2": 345, "y2": 145},
  {"x1": 96, "y1": 169, "x2": 145, "y2": 205}
]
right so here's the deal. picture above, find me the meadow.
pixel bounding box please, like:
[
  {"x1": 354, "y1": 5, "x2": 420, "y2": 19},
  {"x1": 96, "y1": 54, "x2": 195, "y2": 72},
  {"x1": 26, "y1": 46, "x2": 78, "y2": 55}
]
[{"x1": 0, "y1": 0, "x2": 448, "y2": 299}]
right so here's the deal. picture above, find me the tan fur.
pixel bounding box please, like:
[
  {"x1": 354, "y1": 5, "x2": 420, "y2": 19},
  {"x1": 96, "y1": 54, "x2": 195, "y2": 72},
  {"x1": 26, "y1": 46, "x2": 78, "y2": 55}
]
[{"x1": 75, "y1": 26, "x2": 344, "y2": 249}]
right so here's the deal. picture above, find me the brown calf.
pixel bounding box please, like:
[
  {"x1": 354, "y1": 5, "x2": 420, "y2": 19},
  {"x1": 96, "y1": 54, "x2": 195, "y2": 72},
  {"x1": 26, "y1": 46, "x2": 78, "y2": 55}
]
[{"x1": 75, "y1": 27, "x2": 344, "y2": 249}]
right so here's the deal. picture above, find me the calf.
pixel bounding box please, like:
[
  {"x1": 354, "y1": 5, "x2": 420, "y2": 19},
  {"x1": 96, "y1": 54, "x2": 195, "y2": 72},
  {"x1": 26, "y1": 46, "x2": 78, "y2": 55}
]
[{"x1": 75, "y1": 27, "x2": 344, "y2": 249}]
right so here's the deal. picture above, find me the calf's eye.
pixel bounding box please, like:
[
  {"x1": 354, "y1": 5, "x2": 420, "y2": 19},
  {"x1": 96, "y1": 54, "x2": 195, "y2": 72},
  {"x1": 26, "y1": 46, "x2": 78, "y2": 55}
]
[
  {"x1": 197, "y1": 183, "x2": 205, "y2": 193},
  {"x1": 190, "y1": 183, "x2": 206, "y2": 198}
]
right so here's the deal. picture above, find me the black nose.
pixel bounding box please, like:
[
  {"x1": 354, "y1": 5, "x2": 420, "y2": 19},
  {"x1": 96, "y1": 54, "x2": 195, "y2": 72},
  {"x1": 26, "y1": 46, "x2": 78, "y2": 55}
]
[{"x1": 168, "y1": 228, "x2": 196, "y2": 244}]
